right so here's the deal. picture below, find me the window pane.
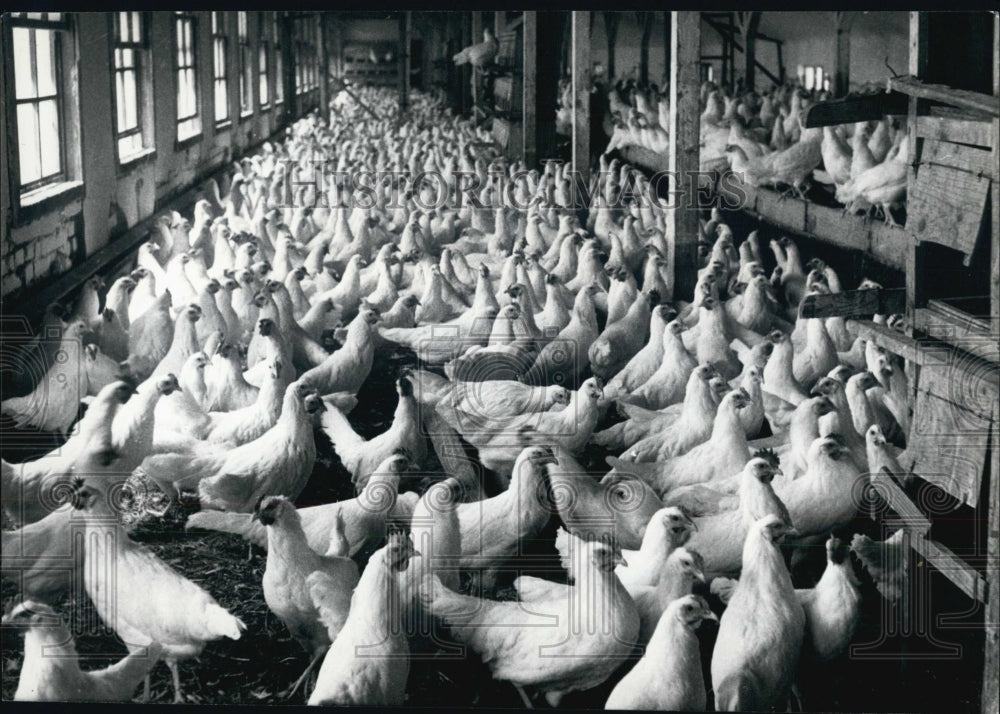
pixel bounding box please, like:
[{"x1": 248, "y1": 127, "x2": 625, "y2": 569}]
[
  {"x1": 39, "y1": 99, "x2": 61, "y2": 177},
  {"x1": 17, "y1": 103, "x2": 41, "y2": 184},
  {"x1": 116, "y1": 71, "x2": 126, "y2": 128},
  {"x1": 119, "y1": 133, "x2": 142, "y2": 158},
  {"x1": 122, "y1": 48, "x2": 134, "y2": 68},
  {"x1": 119, "y1": 12, "x2": 129, "y2": 42},
  {"x1": 131, "y1": 12, "x2": 141, "y2": 44},
  {"x1": 13, "y1": 28, "x2": 36, "y2": 99},
  {"x1": 124, "y1": 70, "x2": 138, "y2": 129}
]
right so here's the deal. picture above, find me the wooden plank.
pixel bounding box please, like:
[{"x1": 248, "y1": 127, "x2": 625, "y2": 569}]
[
  {"x1": 889, "y1": 75, "x2": 1000, "y2": 117},
  {"x1": 906, "y1": 12, "x2": 928, "y2": 323},
  {"x1": 804, "y1": 200, "x2": 869, "y2": 252},
  {"x1": 522, "y1": 11, "x2": 537, "y2": 169},
  {"x1": 618, "y1": 144, "x2": 670, "y2": 173},
  {"x1": 920, "y1": 138, "x2": 995, "y2": 180},
  {"x1": 910, "y1": 535, "x2": 989, "y2": 603},
  {"x1": 668, "y1": 11, "x2": 702, "y2": 301},
  {"x1": 908, "y1": 162, "x2": 990, "y2": 259},
  {"x1": 851, "y1": 320, "x2": 925, "y2": 365},
  {"x1": 803, "y1": 92, "x2": 911, "y2": 128},
  {"x1": 798, "y1": 287, "x2": 906, "y2": 319},
  {"x1": 914, "y1": 305, "x2": 1000, "y2": 379},
  {"x1": 915, "y1": 115, "x2": 994, "y2": 147},
  {"x1": 871, "y1": 469, "x2": 932, "y2": 534},
  {"x1": 570, "y1": 11, "x2": 591, "y2": 184},
  {"x1": 985, "y1": 15, "x2": 998, "y2": 700},
  {"x1": 902, "y1": 388, "x2": 995, "y2": 506}
]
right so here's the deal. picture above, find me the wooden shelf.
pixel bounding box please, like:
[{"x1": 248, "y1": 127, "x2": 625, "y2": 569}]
[
  {"x1": 736, "y1": 182, "x2": 908, "y2": 270},
  {"x1": 888, "y1": 75, "x2": 1000, "y2": 117},
  {"x1": 803, "y1": 91, "x2": 910, "y2": 128}
]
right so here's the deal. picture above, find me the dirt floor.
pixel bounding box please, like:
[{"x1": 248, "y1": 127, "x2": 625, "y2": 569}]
[{"x1": 0, "y1": 345, "x2": 986, "y2": 709}]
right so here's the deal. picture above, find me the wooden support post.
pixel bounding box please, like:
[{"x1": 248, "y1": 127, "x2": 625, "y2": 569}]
[
  {"x1": 984, "y1": 16, "x2": 1000, "y2": 714},
  {"x1": 604, "y1": 12, "x2": 619, "y2": 81},
  {"x1": 570, "y1": 11, "x2": 591, "y2": 183},
  {"x1": 639, "y1": 12, "x2": 653, "y2": 85},
  {"x1": 523, "y1": 11, "x2": 538, "y2": 168},
  {"x1": 330, "y1": 15, "x2": 342, "y2": 80},
  {"x1": 668, "y1": 11, "x2": 701, "y2": 301},
  {"x1": 399, "y1": 11, "x2": 412, "y2": 111},
  {"x1": 737, "y1": 11, "x2": 761, "y2": 92},
  {"x1": 471, "y1": 11, "x2": 482, "y2": 117},
  {"x1": 318, "y1": 14, "x2": 330, "y2": 113},
  {"x1": 905, "y1": 12, "x2": 928, "y2": 324},
  {"x1": 663, "y1": 11, "x2": 671, "y2": 83},
  {"x1": 834, "y1": 12, "x2": 851, "y2": 96}
]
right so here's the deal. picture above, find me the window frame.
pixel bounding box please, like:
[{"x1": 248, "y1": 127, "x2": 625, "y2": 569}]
[
  {"x1": 211, "y1": 11, "x2": 230, "y2": 129},
  {"x1": 237, "y1": 11, "x2": 253, "y2": 119},
  {"x1": 4, "y1": 12, "x2": 83, "y2": 226},
  {"x1": 174, "y1": 11, "x2": 202, "y2": 146},
  {"x1": 273, "y1": 12, "x2": 284, "y2": 105},
  {"x1": 109, "y1": 11, "x2": 154, "y2": 167},
  {"x1": 9, "y1": 15, "x2": 68, "y2": 195},
  {"x1": 257, "y1": 12, "x2": 270, "y2": 110}
]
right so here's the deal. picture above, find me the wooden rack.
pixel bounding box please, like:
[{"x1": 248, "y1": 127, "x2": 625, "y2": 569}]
[
  {"x1": 808, "y1": 14, "x2": 999, "y2": 714},
  {"x1": 342, "y1": 42, "x2": 400, "y2": 87}
]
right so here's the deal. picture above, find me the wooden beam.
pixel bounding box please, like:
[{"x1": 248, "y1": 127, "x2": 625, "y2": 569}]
[
  {"x1": 523, "y1": 11, "x2": 537, "y2": 168},
  {"x1": 803, "y1": 91, "x2": 911, "y2": 127},
  {"x1": 984, "y1": 25, "x2": 1000, "y2": 714},
  {"x1": 399, "y1": 11, "x2": 412, "y2": 111},
  {"x1": 871, "y1": 470, "x2": 932, "y2": 534},
  {"x1": 798, "y1": 288, "x2": 906, "y2": 319},
  {"x1": 603, "y1": 12, "x2": 619, "y2": 81},
  {"x1": 834, "y1": 11, "x2": 851, "y2": 96},
  {"x1": 905, "y1": 12, "x2": 929, "y2": 325},
  {"x1": 470, "y1": 11, "x2": 482, "y2": 117},
  {"x1": 570, "y1": 11, "x2": 591, "y2": 183},
  {"x1": 639, "y1": 12, "x2": 653, "y2": 85},
  {"x1": 668, "y1": 11, "x2": 701, "y2": 301},
  {"x1": 738, "y1": 11, "x2": 761, "y2": 90},
  {"x1": 889, "y1": 76, "x2": 1000, "y2": 117},
  {"x1": 663, "y1": 11, "x2": 670, "y2": 82}
]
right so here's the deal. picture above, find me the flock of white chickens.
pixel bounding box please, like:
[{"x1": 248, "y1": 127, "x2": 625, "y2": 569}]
[
  {"x1": 1, "y1": 83, "x2": 913, "y2": 709},
  {"x1": 595, "y1": 78, "x2": 909, "y2": 224}
]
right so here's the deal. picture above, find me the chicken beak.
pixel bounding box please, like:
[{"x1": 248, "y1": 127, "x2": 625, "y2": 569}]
[
  {"x1": 250, "y1": 510, "x2": 260, "y2": 523},
  {"x1": 702, "y1": 609, "x2": 719, "y2": 622},
  {"x1": 616, "y1": 554, "x2": 629, "y2": 568},
  {"x1": 694, "y1": 569, "x2": 706, "y2": 583}
]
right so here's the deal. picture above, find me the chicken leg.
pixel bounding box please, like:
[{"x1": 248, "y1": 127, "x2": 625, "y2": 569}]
[
  {"x1": 167, "y1": 658, "x2": 184, "y2": 703},
  {"x1": 514, "y1": 685, "x2": 534, "y2": 709},
  {"x1": 285, "y1": 649, "x2": 325, "y2": 700}
]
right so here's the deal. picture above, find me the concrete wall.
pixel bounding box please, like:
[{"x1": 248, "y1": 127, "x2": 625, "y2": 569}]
[{"x1": 2, "y1": 12, "x2": 298, "y2": 299}]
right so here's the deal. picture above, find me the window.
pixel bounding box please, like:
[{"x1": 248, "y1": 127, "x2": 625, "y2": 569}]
[
  {"x1": 294, "y1": 16, "x2": 319, "y2": 96},
  {"x1": 112, "y1": 12, "x2": 147, "y2": 161},
  {"x1": 273, "y1": 13, "x2": 284, "y2": 105},
  {"x1": 212, "y1": 12, "x2": 229, "y2": 125},
  {"x1": 803, "y1": 65, "x2": 824, "y2": 92},
  {"x1": 175, "y1": 12, "x2": 200, "y2": 141},
  {"x1": 238, "y1": 12, "x2": 253, "y2": 117},
  {"x1": 10, "y1": 13, "x2": 67, "y2": 193},
  {"x1": 258, "y1": 14, "x2": 270, "y2": 108}
]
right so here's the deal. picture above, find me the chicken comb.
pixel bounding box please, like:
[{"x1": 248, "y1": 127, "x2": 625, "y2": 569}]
[{"x1": 753, "y1": 448, "x2": 781, "y2": 469}]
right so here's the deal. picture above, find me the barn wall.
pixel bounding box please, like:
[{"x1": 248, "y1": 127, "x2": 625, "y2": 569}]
[
  {"x1": 594, "y1": 11, "x2": 910, "y2": 92},
  {"x1": 2, "y1": 12, "x2": 291, "y2": 301}
]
